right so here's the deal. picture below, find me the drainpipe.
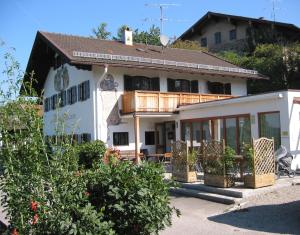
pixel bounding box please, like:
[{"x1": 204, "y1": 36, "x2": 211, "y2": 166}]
[{"x1": 94, "y1": 64, "x2": 108, "y2": 140}]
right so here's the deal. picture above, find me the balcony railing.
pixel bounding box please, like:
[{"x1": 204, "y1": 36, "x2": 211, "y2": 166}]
[{"x1": 121, "y1": 90, "x2": 234, "y2": 114}]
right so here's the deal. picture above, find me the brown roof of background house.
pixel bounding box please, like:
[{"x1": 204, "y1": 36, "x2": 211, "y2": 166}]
[
  {"x1": 23, "y1": 31, "x2": 266, "y2": 95},
  {"x1": 178, "y1": 11, "x2": 300, "y2": 40}
]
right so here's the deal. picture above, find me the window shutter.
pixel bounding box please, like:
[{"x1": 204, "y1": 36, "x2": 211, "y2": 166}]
[
  {"x1": 67, "y1": 88, "x2": 71, "y2": 105},
  {"x1": 72, "y1": 86, "x2": 77, "y2": 104},
  {"x1": 78, "y1": 84, "x2": 82, "y2": 101},
  {"x1": 167, "y1": 78, "x2": 175, "y2": 92},
  {"x1": 85, "y1": 80, "x2": 90, "y2": 100},
  {"x1": 225, "y1": 83, "x2": 231, "y2": 95},
  {"x1": 124, "y1": 75, "x2": 133, "y2": 91},
  {"x1": 191, "y1": 80, "x2": 199, "y2": 93},
  {"x1": 44, "y1": 98, "x2": 48, "y2": 112}
]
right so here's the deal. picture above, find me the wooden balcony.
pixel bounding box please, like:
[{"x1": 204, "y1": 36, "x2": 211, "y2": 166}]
[{"x1": 121, "y1": 90, "x2": 234, "y2": 114}]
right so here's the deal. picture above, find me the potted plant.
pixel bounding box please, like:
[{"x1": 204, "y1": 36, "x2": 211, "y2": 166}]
[
  {"x1": 172, "y1": 147, "x2": 198, "y2": 183},
  {"x1": 204, "y1": 146, "x2": 236, "y2": 188},
  {"x1": 242, "y1": 139, "x2": 275, "y2": 188}
]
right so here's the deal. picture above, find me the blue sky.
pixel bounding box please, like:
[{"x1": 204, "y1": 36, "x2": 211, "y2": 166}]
[{"x1": 0, "y1": 0, "x2": 300, "y2": 76}]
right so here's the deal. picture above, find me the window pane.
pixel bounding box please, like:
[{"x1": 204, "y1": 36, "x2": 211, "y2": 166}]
[
  {"x1": 229, "y1": 29, "x2": 237, "y2": 40},
  {"x1": 215, "y1": 32, "x2": 221, "y2": 44},
  {"x1": 181, "y1": 122, "x2": 191, "y2": 146},
  {"x1": 113, "y1": 132, "x2": 129, "y2": 146},
  {"x1": 145, "y1": 131, "x2": 155, "y2": 145},
  {"x1": 225, "y1": 118, "x2": 237, "y2": 151},
  {"x1": 239, "y1": 117, "x2": 251, "y2": 148},
  {"x1": 192, "y1": 122, "x2": 201, "y2": 147},
  {"x1": 202, "y1": 120, "x2": 212, "y2": 141},
  {"x1": 213, "y1": 119, "x2": 224, "y2": 141},
  {"x1": 259, "y1": 112, "x2": 281, "y2": 150},
  {"x1": 201, "y1": 37, "x2": 207, "y2": 47}
]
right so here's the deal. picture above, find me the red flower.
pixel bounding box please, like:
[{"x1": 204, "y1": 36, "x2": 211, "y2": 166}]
[
  {"x1": 11, "y1": 228, "x2": 19, "y2": 235},
  {"x1": 32, "y1": 213, "x2": 38, "y2": 225},
  {"x1": 84, "y1": 191, "x2": 91, "y2": 197},
  {"x1": 30, "y1": 201, "x2": 38, "y2": 212}
]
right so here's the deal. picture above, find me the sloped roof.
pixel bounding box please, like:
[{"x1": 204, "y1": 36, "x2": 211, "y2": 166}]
[
  {"x1": 178, "y1": 11, "x2": 300, "y2": 41},
  {"x1": 24, "y1": 31, "x2": 266, "y2": 95}
]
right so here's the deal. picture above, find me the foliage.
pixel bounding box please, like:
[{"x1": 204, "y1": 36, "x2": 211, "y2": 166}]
[
  {"x1": 187, "y1": 149, "x2": 197, "y2": 171},
  {"x1": 171, "y1": 40, "x2": 206, "y2": 51},
  {"x1": 203, "y1": 146, "x2": 236, "y2": 175},
  {"x1": 92, "y1": 22, "x2": 111, "y2": 39},
  {"x1": 0, "y1": 46, "x2": 178, "y2": 234},
  {"x1": 222, "y1": 146, "x2": 236, "y2": 173},
  {"x1": 219, "y1": 43, "x2": 300, "y2": 94},
  {"x1": 133, "y1": 25, "x2": 161, "y2": 46},
  {"x1": 76, "y1": 140, "x2": 106, "y2": 169},
  {"x1": 241, "y1": 144, "x2": 254, "y2": 172},
  {"x1": 87, "y1": 160, "x2": 180, "y2": 235}
]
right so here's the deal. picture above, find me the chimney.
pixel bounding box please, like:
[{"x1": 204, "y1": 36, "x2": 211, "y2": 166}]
[{"x1": 122, "y1": 27, "x2": 133, "y2": 46}]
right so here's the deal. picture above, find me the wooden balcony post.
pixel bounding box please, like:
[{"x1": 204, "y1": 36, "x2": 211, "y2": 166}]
[{"x1": 134, "y1": 114, "x2": 141, "y2": 164}]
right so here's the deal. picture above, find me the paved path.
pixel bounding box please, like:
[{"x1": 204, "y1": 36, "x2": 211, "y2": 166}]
[{"x1": 161, "y1": 184, "x2": 300, "y2": 235}]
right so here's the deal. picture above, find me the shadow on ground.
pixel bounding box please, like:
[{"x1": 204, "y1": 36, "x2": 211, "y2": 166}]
[{"x1": 208, "y1": 200, "x2": 300, "y2": 234}]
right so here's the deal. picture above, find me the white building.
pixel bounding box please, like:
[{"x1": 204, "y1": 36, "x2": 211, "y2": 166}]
[{"x1": 23, "y1": 30, "x2": 300, "y2": 159}]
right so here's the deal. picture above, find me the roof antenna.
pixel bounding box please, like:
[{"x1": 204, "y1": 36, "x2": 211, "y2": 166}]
[{"x1": 144, "y1": 3, "x2": 186, "y2": 52}]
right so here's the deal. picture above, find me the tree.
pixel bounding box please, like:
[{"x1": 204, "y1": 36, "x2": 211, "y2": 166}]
[
  {"x1": 171, "y1": 40, "x2": 206, "y2": 51},
  {"x1": 219, "y1": 43, "x2": 300, "y2": 94},
  {"x1": 113, "y1": 24, "x2": 161, "y2": 46},
  {"x1": 92, "y1": 22, "x2": 111, "y2": 39},
  {"x1": 113, "y1": 24, "x2": 129, "y2": 41}
]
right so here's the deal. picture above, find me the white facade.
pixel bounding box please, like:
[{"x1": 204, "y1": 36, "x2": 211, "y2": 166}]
[
  {"x1": 43, "y1": 63, "x2": 247, "y2": 153},
  {"x1": 176, "y1": 90, "x2": 300, "y2": 158}
]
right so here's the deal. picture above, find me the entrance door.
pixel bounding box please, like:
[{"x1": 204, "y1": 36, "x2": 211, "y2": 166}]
[{"x1": 155, "y1": 121, "x2": 176, "y2": 153}]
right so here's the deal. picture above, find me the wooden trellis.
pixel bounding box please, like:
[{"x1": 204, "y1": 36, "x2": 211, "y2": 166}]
[
  {"x1": 244, "y1": 137, "x2": 275, "y2": 188},
  {"x1": 201, "y1": 140, "x2": 225, "y2": 175},
  {"x1": 171, "y1": 141, "x2": 197, "y2": 183}
]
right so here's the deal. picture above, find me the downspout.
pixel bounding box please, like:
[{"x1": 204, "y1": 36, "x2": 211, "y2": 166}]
[{"x1": 94, "y1": 64, "x2": 108, "y2": 140}]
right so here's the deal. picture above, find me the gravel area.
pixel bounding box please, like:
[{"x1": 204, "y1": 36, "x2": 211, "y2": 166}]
[{"x1": 161, "y1": 184, "x2": 300, "y2": 235}]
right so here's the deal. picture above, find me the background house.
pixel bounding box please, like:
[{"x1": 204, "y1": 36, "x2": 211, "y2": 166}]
[{"x1": 177, "y1": 11, "x2": 300, "y2": 53}]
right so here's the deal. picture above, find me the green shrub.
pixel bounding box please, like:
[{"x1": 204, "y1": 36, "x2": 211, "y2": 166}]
[
  {"x1": 76, "y1": 140, "x2": 106, "y2": 169},
  {"x1": 0, "y1": 45, "x2": 178, "y2": 235},
  {"x1": 87, "y1": 160, "x2": 180, "y2": 235}
]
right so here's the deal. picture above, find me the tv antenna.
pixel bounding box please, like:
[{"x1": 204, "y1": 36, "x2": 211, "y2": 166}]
[
  {"x1": 145, "y1": 3, "x2": 181, "y2": 35},
  {"x1": 271, "y1": 0, "x2": 281, "y2": 22}
]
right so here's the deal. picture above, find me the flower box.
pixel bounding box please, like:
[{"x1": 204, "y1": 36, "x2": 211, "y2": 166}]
[
  {"x1": 244, "y1": 173, "x2": 275, "y2": 189},
  {"x1": 204, "y1": 174, "x2": 235, "y2": 188}
]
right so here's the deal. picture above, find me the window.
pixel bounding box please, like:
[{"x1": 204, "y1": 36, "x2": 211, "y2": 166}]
[
  {"x1": 124, "y1": 75, "x2": 160, "y2": 91},
  {"x1": 214, "y1": 32, "x2": 222, "y2": 44},
  {"x1": 200, "y1": 37, "x2": 207, "y2": 47},
  {"x1": 113, "y1": 132, "x2": 129, "y2": 146},
  {"x1": 145, "y1": 131, "x2": 155, "y2": 145},
  {"x1": 81, "y1": 133, "x2": 91, "y2": 143},
  {"x1": 59, "y1": 90, "x2": 67, "y2": 107},
  {"x1": 67, "y1": 86, "x2": 77, "y2": 105},
  {"x1": 191, "y1": 80, "x2": 199, "y2": 93},
  {"x1": 168, "y1": 78, "x2": 198, "y2": 93},
  {"x1": 192, "y1": 122, "x2": 201, "y2": 146},
  {"x1": 229, "y1": 29, "x2": 237, "y2": 41},
  {"x1": 225, "y1": 118, "x2": 237, "y2": 152},
  {"x1": 78, "y1": 80, "x2": 90, "y2": 101},
  {"x1": 259, "y1": 112, "x2": 281, "y2": 150},
  {"x1": 44, "y1": 98, "x2": 51, "y2": 112},
  {"x1": 51, "y1": 94, "x2": 58, "y2": 110},
  {"x1": 239, "y1": 117, "x2": 251, "y2": 147},
  {"x1": 207, "y1": 82, "x2": 231, "y2": 95}
]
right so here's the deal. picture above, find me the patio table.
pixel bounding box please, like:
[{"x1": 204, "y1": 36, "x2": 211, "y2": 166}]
[{"x1": 146, "y1": 153, "x2": 165, "y2": 162}]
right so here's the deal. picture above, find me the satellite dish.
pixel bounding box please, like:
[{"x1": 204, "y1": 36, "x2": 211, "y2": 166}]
[{"x1": 160, "y1": 34, "x2": 169, "y2": 47}]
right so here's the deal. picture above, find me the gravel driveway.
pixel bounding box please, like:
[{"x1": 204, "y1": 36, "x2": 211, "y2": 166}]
[{"x1": 161, "y1": 184, "x2": 300, "y2": 235}]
